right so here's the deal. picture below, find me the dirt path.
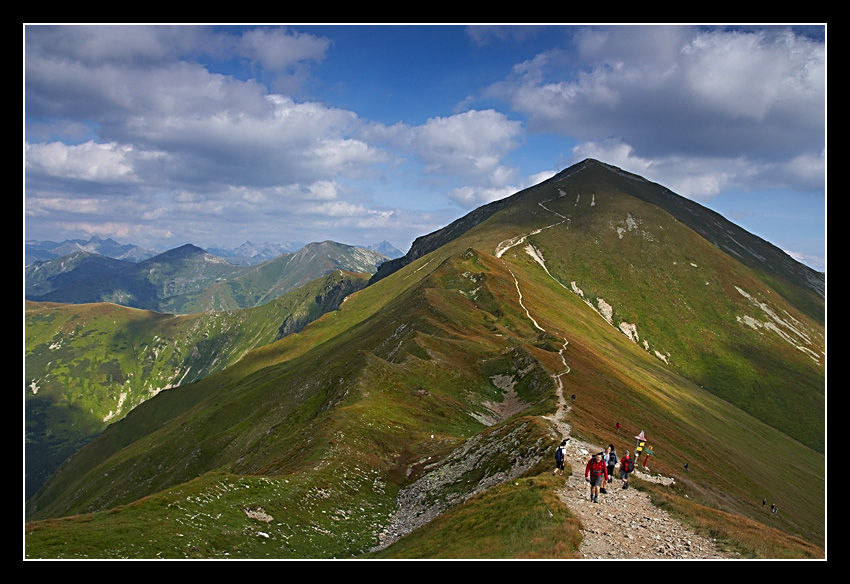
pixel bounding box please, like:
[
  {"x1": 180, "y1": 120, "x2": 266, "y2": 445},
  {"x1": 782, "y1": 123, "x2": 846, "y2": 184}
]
[
  {"x1": 495, "y1": 204, "x2": 742, "y2": 559},
  {"x1": 542, "y1": 369, "x2": 733, "y2": 558},
  {"x1": 539, "y1": 333, "x2": 734, "y2": 558},
  {"x1": 497, "y1": 227, "x2": 735, "y2": 559},
  {"x1": 553, "y1": 436, "x2": 736, "y2": 559}
]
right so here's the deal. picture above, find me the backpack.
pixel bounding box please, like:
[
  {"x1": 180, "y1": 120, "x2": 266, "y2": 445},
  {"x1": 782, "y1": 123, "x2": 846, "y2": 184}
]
[
  {"x1": 626, "y1": 457, "x2": 635, "y2": 472},
  {"x1": 589, "y1": 461, "x2": 605, "y2": 478},
  {"x1": 555, "y1": 446, "x2": 564, "y2": 463}
]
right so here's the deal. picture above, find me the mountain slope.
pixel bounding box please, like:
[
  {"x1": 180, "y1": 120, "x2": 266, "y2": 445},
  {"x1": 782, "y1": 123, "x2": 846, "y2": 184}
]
[
  {"x1": 24, "y1": 159, "x2": 824, "y2": 558},
  {"x1": 25, "y1": 270, "x2": 370, "y2": 499},
  {"x1": 157, "y1": 241, "x2": 388, "y2": 313},
  {"x1": 379, "y1": 159, "x2": 824, "y2": 450},
  {"x1": 26, "y1": 241, "x2": 388, "y2": 314}
]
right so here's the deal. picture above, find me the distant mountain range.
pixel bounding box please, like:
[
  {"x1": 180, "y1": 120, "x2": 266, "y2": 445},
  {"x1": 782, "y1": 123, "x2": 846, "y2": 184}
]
[
  {"x1": 25, "y1": 160, "x2": 824, "y2": 559},
  {"x1": 25, "y1": 240, "x2": 396, "y2": 314},
  {"x1": 25, "y1": 237, "x2": 404, "y2": 267}
]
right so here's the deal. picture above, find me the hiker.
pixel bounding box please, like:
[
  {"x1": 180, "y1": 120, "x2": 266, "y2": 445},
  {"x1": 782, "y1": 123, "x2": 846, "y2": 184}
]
[
  {"x1": 553, "y1": 440, "x2": 567, "y2": 476},
  {"x1": 616, "y1": 422, "x2": 621, "y2": 432},
  {"x1": 684, "y1": 462, "x2": 689, "y2": 472},
  {"x1": 619, "y1": 450, "x2": 633, "y2": 489},
  {"x1": 763, "y1": 498, "x2": 767, "y2": 508},
  {"x1": 585, "y1": 452, "x2": 608, "y2": 503},
  {"x1": 602, "y1": 444, "x2": 617, "y2": 493}
]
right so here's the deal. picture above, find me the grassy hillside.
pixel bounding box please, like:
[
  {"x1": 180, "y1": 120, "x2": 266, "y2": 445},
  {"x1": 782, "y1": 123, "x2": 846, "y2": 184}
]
[
  {"x1": 401, "y1": 161, "x2": 824, "y2": 452},
  {"x1": 25, "y1": 270, "x2": 370, "y2": 498}
]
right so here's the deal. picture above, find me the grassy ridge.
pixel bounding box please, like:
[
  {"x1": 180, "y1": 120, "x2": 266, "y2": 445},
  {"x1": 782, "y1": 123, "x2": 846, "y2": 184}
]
[
  {"x1": 25, "y1": 161, "x2": 824, "y2": 558},
  {"x1": 474, "y1": 169, "x2": 824, "y2": 452},
  {"x1": 368, "y1": 473, "x2": 583, "y2": 559},
  {"x1": 26, "y1": 242, "x2": 823, "y2": 557}
]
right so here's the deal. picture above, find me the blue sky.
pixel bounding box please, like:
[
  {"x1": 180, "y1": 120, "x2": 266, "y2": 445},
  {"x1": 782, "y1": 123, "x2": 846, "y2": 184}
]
[{"x1": 24, "y1": 24, "x2": 826, "y2": 271}]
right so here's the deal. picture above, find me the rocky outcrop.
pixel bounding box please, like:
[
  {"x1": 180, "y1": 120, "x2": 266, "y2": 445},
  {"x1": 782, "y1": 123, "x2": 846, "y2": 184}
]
[{"x1": 373, "y1": 418, "x2": 548, "y2": 551}]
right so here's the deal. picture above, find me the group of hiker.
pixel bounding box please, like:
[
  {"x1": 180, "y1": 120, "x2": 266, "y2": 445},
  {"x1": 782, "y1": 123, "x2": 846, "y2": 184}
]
[{"x1": 553, "y1": 440, "x2": 636, "y2": 503}]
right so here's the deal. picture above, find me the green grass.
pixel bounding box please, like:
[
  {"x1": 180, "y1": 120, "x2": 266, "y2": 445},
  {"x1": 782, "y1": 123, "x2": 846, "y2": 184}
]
[
  {"x1": 368, "y1": 473, "x2": 582, "y2": 559},
  {"x1": 634, "y1": 480, "x2": 824, "y2": 559},
  {"x1": 25, "y1": 470, "x2": 397, "y2": 559}
]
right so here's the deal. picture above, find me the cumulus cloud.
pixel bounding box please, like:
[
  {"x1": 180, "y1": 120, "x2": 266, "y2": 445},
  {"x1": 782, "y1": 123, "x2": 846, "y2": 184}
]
[
  {"x1": 24, "y1": 24, "x2": 390, "y2": 248},
  {"x1": 480, "y1": 26, "x2": 827, "y2": 204},
  {"x1": 363, "y1": 109, "x2": 526, "y2": 208},
  {"x1": 25, "y1": 141, "x2": 137, "y2": 183},
  {"x1": 24, "y1": 25, "x2": 823, "y2": 264},
  {"x1": 236, "y1": 27, "x2": 331, "y2": 72},
  {"x1": 488, "y1": 26, "x2": 824, "y2": 165},
  {"x1": 414, "y1": 110, "x2": 522, "y2": 178},
  {"x1": 572, "y1": 139, "x2": 751, "y2": 199},
  {"x1": 25, "y1": 26, "x2": 386, "y2": 196},
  {"x1": 446, "y1": 164, "x2": 560, "y2": 209}
]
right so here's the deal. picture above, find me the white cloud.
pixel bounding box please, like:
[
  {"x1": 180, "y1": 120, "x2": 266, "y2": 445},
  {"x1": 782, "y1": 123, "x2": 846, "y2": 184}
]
[
  {"x1": 448, "y1": 185, "x2": 517, "y2": 208},
  {"x1": 446, "y1": 167, "x2": 560, "y2": 209},
  {"x1": 367, "y1": 109, "x2": 521, "y2": 180},
  {"x1": 25, "y1": 25, "x2": 198, "y2": 65},
  {"x1": 680, "y1": 29, "x2": 824, "y2": 125},
  {"x1": 488, "y1": 26, "x2": 824, "y2": 164},
  {"x1": 237, "y1": 27, "x2": 331, "y2": 72},
  {"x1": 25, "y1": 141, "x2": 137, "y2": 183},
  {"x1": 572, "y1": 139, "x2": 742, "y2": 199},
  {"x1": 25, "y1": 195, "x2": 105, "y2": 216},
  {"x1": 23, "y1": 25, "x2": 824, "y2": 265}
]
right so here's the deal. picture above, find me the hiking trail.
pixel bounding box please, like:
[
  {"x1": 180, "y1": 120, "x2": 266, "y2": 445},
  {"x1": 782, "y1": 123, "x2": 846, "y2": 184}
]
[{"x1": 498, "y1": 215, "x2": 737, "y2": 560}]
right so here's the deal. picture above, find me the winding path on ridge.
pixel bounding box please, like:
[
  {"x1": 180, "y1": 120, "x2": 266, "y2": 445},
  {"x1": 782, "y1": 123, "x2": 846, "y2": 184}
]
[{"x1": 495, "y1": 195, "x2": 736, "y2": 559}]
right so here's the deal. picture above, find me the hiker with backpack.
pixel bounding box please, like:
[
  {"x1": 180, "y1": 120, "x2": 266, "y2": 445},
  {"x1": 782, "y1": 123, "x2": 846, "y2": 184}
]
[
  {"x1": 553, "y1": 440, "x2": 567, "y2": 476},
  {"x1": 620, "y1": 450, "x2": 634, "y2": 489},
  {"x1": 585, "y1": 452, "x2": 608, "y2": 503},
  {"x1": 602, "y1": 444, "x2": 617, "y2": 493}
]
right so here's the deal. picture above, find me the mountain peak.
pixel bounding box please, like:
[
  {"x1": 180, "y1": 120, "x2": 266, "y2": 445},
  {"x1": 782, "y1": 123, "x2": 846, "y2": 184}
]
[{"x1": 152, "y1": 243, "x2": 208, "y2": 261}]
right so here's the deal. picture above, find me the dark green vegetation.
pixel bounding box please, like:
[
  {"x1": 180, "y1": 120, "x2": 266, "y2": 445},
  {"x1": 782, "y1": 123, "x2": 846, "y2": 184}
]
[
  {"x1": 26, "y1": 240, "x2": 387, "y2": 314},
  {"x1": 25, "y1": 270, "x2": 370, "y2": 498},
  {"x1": 25, "y1": 160, "x2": 824, "y2": 559}
]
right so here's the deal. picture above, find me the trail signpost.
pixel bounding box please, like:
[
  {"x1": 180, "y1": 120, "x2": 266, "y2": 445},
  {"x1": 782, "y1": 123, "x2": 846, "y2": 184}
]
[{"x1": 634, "y1": 430, "x2": 655, "y2": 469}]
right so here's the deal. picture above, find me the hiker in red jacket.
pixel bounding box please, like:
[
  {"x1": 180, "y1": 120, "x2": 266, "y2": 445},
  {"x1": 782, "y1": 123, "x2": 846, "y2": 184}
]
[
  {"x1": 585, "y1": 452, "x2": 608, "y2": 503},
  {"x1": 619, "y1": 450, "x2": 633, "y2": 489}
]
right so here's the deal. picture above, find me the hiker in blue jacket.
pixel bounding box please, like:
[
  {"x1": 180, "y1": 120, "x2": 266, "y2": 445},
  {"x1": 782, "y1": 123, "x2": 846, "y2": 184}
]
[{"x1": 553, "y1": 440, "x2": 567, "y2": 476}]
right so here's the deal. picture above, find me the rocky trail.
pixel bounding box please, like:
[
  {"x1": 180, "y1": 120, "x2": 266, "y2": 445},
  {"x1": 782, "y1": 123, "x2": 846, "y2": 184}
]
[
  {"x1": 553, "y1": 435, "x2": 736, "y2": 559},
  {"x1": 539, "y1": 329, "x2": 735, "y2": 559},
  {"x1": 498, "y1": 194, "x2": 737, "y2": 559},
  {"x1": 538, "y1": 314, "x2": 735, "y2": 559}
]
